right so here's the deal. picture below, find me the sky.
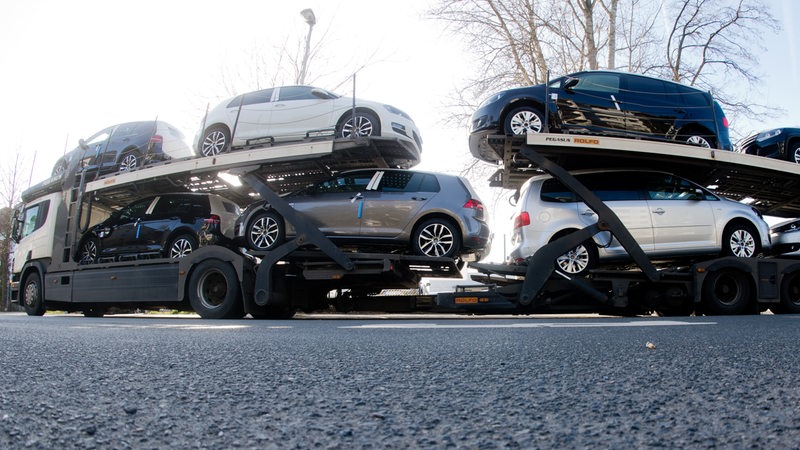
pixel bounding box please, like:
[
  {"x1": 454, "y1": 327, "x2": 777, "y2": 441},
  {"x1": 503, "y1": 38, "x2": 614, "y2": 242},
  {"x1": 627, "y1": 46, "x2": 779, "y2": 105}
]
[{"x1": 1, "y1": 0, "x2": 798, "y2": 260}]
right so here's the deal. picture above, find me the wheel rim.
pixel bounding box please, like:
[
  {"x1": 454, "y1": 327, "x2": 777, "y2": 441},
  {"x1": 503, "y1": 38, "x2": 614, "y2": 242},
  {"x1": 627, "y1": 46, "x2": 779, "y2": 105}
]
[
  {"x1": 119, "y1": 154, "x2": 138, "y2": 171},
  {"x1": 249, "y1": 215, "x2": 280, "y2": 249},
  {"x1": 556, "y1": 245, "x2": 590, "y2": 274},
  {"x1": 792, "y1": 147, "x2": 800, "y2": 164},
  {"x1": 24, "y1": 280, "x2": 39, "y2": 308},
  {"x1": 686, "y1": 135, "x2": 711, "y2": 148},
  {"x1": 729, "y1": 229, "x2": 756, "y2": 257},
  {"x1": 509, "y1": 111, "x2": 542, "y2": 135},
  {"x1": 340, "y1": 115, "x2": 374, "y2": 138},
  {"x1": 170, "y1": 238, "x2": 194, "y2": 258},
  {"x1": 417, "y1": 223, "x2": 455, "y2": 257},
  {"x1": 202, "y1": 130, "x2": 227, "y2": 156},
  {"x1": 197, "y1": 269, "x2": 227, "y2": 309},
  {"x1": 80, "y1": 241, "x2": 97, "y2": 264},
  {"x1": 785, "y1": 274, "x2": 800, "y2": 307},
  {"x1": 712, "y1": 272, "x2": 743, "y2": 306}
]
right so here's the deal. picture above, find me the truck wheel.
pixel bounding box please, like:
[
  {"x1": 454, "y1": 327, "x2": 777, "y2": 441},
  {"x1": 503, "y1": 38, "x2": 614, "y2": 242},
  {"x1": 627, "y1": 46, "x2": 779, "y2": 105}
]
[
  {"x1": 188, "y1": 260, "x2": 243, "y2": 319},
  {"x1": 166, "y1": 234, "x2": 197, "y2": 259},
  {"x1": 247, "y1": 210, "x2": 285, "y2": 251},
  {"x1": 22, "y1": 272, "x2": 45, "y2": 316},
  {"x1": 773, "y1": 271, "x2": 800, "y2": 314},
  {"x1": 701, "y1": 269, "x2": 752, "y2": 315},
  {"x1": 412, "y1": 218, "x2": 461, "y2": 258},
  {"x1": 721, "y1": 223, "x2": 759, "y2": 257}
]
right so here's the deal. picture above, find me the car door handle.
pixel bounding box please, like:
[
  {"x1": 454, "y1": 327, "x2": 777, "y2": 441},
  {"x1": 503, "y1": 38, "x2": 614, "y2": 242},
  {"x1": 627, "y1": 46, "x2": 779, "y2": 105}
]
[
  {"x1": 652, "y1": 208, "x2": 666, "y2": 215},
  {"x1": 412, "y1": 196, "x2": 427, "y2": 201},
  {"x1": 581, "y1": 209, "x2": 596, "y2": 216}
]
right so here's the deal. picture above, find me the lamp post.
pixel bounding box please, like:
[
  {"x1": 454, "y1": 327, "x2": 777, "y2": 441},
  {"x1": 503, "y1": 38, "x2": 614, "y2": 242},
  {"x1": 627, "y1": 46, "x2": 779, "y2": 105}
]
[{"x1": 299, "y1": 8, "x2": 316, "y2": 85}]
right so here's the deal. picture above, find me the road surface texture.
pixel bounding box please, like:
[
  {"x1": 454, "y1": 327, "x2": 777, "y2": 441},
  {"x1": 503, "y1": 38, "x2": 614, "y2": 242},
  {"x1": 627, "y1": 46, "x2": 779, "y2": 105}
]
[{"x1": 1, "y1": 312, "x2": 799, "y2": 448}]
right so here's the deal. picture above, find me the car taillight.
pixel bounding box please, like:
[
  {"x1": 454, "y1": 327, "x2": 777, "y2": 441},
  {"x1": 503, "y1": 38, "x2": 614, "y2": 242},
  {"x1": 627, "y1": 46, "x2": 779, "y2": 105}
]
[
  {"x1": 464, "y1": 199, "x2": 485, "y2": 218},
  {"x1": 722, "y1": 117, "x2": 729, "y2": 128},
  {"x1": 513, "y1": 212, "x2": 530, "y2": 229},
  {"x1": 204, "y1": 214, "x2": 221, "y2": 227},
  {"x1": 148, "y1": 134, "x2": 164, "y2": 151}
]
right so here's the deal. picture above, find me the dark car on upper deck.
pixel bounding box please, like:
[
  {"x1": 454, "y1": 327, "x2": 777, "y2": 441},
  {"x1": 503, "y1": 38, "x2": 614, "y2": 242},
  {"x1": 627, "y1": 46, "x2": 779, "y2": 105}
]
[
  {"x1": 735, "y1": 127, "x2": 800, "y2": 163},
  {"x1": 469, "y1": 70, "x2": 732, "y2": 163}
]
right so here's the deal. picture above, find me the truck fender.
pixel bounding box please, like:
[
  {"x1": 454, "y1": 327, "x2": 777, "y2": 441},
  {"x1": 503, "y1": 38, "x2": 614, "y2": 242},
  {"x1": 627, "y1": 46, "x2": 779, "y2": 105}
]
[{"x1": 692, "y1": 257, "x2": 755, "y2": 303}]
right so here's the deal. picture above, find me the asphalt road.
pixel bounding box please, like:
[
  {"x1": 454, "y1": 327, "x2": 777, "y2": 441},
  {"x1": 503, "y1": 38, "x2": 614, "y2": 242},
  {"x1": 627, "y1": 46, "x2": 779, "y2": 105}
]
[{"x1": 1, "y1": 312, "x2": 799, "y2": 449}]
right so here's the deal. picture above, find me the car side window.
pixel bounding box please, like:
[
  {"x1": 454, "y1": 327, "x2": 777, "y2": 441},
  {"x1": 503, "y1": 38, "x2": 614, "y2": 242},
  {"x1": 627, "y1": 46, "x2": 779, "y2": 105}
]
[
  {"x1": 570, "y1": 74, "x2": 620, "y2": 95},
  {"x1": 377, "y1": 171, "x2": 415, "y2": 192},
  {"x1": 239, "y1": 89, "x2": 274, "y2": 107},
  {"x1": 646, "y1": 175, "x2": 706, "y2": 200},
  {"x1": 624, "y1": 76, "x2": 678, "y2": 106},
  {"x1": 541, "y1": 179, "x2": 577, "y2": 203},
  {"x1": 580, "y1": 173, "x2": 644, "y2": 201},
  {"x1": 314, "y1": 172, "x2": 374, "y2": 194},
  {"x1": 85, "y1": 128, "x2": 113, "y2": 146},
  {"x1": 119, "y1": 197, "x2": 156, "y2": 221},
  {"x1": 152, "y1": 196, "x2": 210, "y2": 218},
  {"x1": 677, "y1": 85, "x2": 711, "y2": 108},
  {"x1": 277, "y1": 86, "x2": 315, "y2": 101}
]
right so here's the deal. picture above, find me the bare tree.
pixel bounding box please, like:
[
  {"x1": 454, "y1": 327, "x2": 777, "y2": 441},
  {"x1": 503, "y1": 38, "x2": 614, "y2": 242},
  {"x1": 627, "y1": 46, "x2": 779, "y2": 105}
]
[{"x1": 0, "y1": 151, "x2": 32, "y2": 311}]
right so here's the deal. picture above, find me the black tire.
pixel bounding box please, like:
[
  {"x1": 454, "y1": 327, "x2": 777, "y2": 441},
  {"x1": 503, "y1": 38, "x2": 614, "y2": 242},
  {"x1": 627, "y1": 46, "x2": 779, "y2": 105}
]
[
  {"x1": 337, "y1": 111, "x2": 381, "y2": 138},
  {"x1": 166, "y1": 234, "x2": 197, "y2": 259},
  {"x1": 552, "y1": 236, "x2": 598, "y2": 277},
  {"x1": 721, "y1": 223, "x2": 759, "y2": 257},
  {"x1": 789, "y1": 141, "x2": 800, "y2": 164},
  {"x1": 772, "y1": 271, "x2": 800, "y2": 314},
  {"x1": 412, "y1": 218, "x2": 461, "y2": 258},
  {"x1": 246, "y1": 210, "x2": 285, "y2": 251},
  {"x1": 118, "y1": 152, "x2": 139, "y2": 172},
  {"x1": 77, "y1": 237, "x2": 100, "y2": 264},
  {"x1": 503, "y1": 106, "x2": 544, "y2": 135},
  {"x1": 188, "y1": 260, "x2": 243, "y2": 319},
  {"x1": 21, "y1": 272, "x2": 45, "y2": 316},
  {"x1": 200, "y1": 125, "x2": 231, "y2": 156},
  {"x1": 701, "y1": 269, "x2": 752, "y2": 315}
]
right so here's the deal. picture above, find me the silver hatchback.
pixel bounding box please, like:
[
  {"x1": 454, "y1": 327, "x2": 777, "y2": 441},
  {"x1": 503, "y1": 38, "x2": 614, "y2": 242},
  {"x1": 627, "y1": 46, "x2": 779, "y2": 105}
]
[
  {"x1": 508, "y1": 170, "x2": 770, "y2": 275},
  {"x1": 236, "y1": 169, "x2": 491, "y2": 260}
]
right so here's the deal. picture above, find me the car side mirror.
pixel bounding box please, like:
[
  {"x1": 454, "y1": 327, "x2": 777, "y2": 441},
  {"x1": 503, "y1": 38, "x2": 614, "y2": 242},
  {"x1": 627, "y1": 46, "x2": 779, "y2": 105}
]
[
  {"x1": 563, "y1": 77, "x2": 579, "y2": 91},
  {"x1": 78, "y1": 138, "x2": 89, "y2": 151}
]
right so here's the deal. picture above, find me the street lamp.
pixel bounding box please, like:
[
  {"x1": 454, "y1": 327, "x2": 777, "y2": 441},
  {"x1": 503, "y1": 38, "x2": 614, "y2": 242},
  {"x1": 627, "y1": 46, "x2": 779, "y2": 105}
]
[{"x1": 299, "y1": 8, "x2": 316, "y2": 85}]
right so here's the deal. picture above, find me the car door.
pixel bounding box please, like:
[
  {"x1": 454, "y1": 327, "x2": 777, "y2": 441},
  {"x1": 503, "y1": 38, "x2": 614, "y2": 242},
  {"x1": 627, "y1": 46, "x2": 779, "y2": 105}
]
[
  {"x1": 644, "y1": 173, "x2": 717, "y2": 253},
  {"x1": 619, "y1": 75, "x2": 681, "y2": 138},
  {"x1": 77, "y1": 126, "x2": 114, "y2": 169},
  {"x1": 134, "y1": 195, "x2": 201, "y2": 253},
  {"x1": 230, "y1": 88, "x2": 275, "y2": 146},
  {"x1": 359, "y1": 171, "x2": 436, "y2": 237},
  {"x1": 287, "y1": 170, "x2": 375, "y2": 237},
  {"x1": 99, "y1": 196, "x2": 157, "y2": 255},
  {"x1": 268, "y1": 86, "x2": 336, "y2": 141},
  {"x1": 553, "y1": 72, "x2": 626, "y2": 135},
  {"x1": 574, "y1": 173, "x2": 655, "y2": 255},
  {"x1": 101, "y1": 122, "x2": 154, "y2": 170}
]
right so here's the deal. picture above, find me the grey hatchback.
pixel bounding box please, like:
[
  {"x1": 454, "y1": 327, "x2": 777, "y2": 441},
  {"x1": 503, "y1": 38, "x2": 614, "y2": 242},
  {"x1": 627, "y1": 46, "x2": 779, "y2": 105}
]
[{"x1": 236, "y1": 169, "x2": 491, "y2": 260}]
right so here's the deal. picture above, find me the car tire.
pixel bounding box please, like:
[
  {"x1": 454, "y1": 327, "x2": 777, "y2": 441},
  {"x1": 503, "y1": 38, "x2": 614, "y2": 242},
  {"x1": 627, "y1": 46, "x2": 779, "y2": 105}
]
[
  {"x1": 701, "y1": 269, "x2": 752, "y2": 315},
  {"x1": 21, "y1": 272, "x2": 45, "y2": 316},
  {"x1": 679, "y1": 128, "x2": 714, "y2": 148},
  {"x1": 166, "y1": 234, "x2": 197, "y2": 259},
  {"x1": 412, "y1": 218, "x2": 461, "y2": 258},
  {"x1": 188, "y1": 259, "x2": 243, "y2": 319},
  {"x1": 554, "y1": 239, "x2": 598, "y2": 277},
  {"x1": 77, "y1": 237, "x2": 100, "y2": 264},
  {"x1": 119, "y1": 152, "x2": 139, "y2": 172},
  {"x1": 503, "y1": 106, "x2": 544, "y2": 135},
  {"x1": 337, "y1": 111, "x2": 381, "y2": 138},
  {"x1": 789, "y1": 141, "x2": 800, "y2": 164},
  {"x1": 201, "y1": 125, "x2": 230, "y2": 156},
  {"x1": 246, "y1": 210, "x2": 285, "y2": 251},
  {"x1": 721, "y1": 223, "x2": 759, "y2": 257}
]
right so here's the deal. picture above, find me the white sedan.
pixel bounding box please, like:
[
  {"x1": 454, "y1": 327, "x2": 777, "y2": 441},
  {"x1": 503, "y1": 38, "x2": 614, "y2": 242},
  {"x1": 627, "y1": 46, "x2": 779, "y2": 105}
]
[{"x1": 195, "y1": 85, "x2": 422, "y2": 156}]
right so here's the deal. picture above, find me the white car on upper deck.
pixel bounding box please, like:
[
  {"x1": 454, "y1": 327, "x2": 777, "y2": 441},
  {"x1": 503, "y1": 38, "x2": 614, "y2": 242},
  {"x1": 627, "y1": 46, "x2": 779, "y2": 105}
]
[{"x1": 195, "y1": 85, "x2": 422, "y2": 157}]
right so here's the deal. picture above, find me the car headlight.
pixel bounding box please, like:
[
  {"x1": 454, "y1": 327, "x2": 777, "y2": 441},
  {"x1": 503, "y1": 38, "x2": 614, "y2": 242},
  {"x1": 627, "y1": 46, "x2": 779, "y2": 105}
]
[
  {"x1": 756, "y1": 129, "x2": 782, "y2": 142},
  {"x1": 383, "y1": 105, "x2": 410, "y2": 120}
]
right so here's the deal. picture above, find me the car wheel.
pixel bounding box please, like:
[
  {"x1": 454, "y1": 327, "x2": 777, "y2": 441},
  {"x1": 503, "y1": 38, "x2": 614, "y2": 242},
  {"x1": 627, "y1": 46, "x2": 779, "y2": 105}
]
[
  {"x1": 201, "y1": 125, "x2": 230, "y2": 156},
  {"x1": 790, "y1": 142, "x2": 800, "y2": 164},
  {"x1": 21, "y1": 272, "x2": 45, "y2": 316},
  {"x1": 554, "y1": 240, "x2": 598, "y2": 277},
  {"x1": 702, "y1": 269, "x2": 752, "y2": 315},
  {"x1": 503, "y1": 106, "x2": 544, "y2": 135},
  {"x1": 188, "y1": 259, "x2": 243, "y2": 319},
  {"x1": 247, "y1": 210, "x2": 285, "y2": 251},
  {"x1": 772, "y1": 271, "x2": 800, "y2": 314},
  {"x1": 412, "y1": 218, "x2": 461, "y2": 258},
  {"x1": 119, "y1": 152, "x2": 139, "y2": 172},
  {"x1": 338, "y1": 111, "x2": 381, "y2": 138},
  {"x1": 721, "y1": 223, "x2": 759, "y2": 257},
  {"x1": 166, "y1": 234, "x2": 197, "y2": 259},
  {"x1": 679, "y1": 129, "x2": 714, "y2": 148},
  {"x1": 78, "y1": 237, "x2": 100, "y2": 264}
]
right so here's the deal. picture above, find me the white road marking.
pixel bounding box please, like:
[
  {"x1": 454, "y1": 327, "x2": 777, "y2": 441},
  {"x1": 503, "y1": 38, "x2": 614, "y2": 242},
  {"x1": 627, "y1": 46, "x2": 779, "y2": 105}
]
[{"x1": 342, "y1": 320, "x2": 715, "y2": 329}]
